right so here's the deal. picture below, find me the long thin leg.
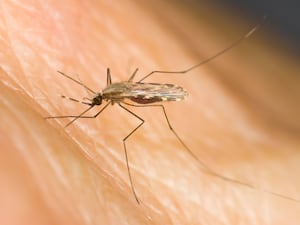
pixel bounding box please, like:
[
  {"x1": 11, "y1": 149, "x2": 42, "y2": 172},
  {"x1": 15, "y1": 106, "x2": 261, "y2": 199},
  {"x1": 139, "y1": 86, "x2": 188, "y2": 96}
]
[
  {"x1": 123, "y1": 102, "x2": 300, "y2": 203},
  {"x1": 75, "y1": 74, "x2": 92, "y2": 97},
  {"x1": 138, "y1": 20, "x2": 263, "y2": 82},
  {"x1": 128, "y1": 68, "x2": 139, "y2": 82},
  {"x1": 123, "y1": 103, "x2": 200, "y2": 161},
  {"x1": 57, "y1": 71, "x2": 96, "y2": 94},
  {"x1": 107, "y1": 68, "x2": 112, "y2": 86},
  {"x1": 118, "y1": 103, "x2": 145, "y2": 204},
  {"x1": 45, "y1": 102, "x2": 111, "y2": 127}
]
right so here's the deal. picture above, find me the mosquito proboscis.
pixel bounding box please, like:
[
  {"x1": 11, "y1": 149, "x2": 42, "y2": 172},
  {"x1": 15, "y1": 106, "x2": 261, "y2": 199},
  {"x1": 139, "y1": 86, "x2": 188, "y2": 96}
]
[{"x1": 45, "y1": 18, "x2": 300, "y2": 204}]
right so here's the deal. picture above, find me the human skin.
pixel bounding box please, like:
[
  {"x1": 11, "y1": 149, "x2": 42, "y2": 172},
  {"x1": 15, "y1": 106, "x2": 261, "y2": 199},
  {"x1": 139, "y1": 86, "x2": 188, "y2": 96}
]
[{"x1": 1, "y1": 0, "x2": 300, "y2": 224}]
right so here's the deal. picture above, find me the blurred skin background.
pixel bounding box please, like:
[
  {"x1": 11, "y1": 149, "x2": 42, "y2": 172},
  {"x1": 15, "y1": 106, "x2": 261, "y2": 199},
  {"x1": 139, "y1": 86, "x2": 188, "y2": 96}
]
[
  {"x1": 219, "y1": 0, "x2": 300, "y2": 55},
  {"x1": 0, "y1": 1, "x2": 300, "y2": 225}
]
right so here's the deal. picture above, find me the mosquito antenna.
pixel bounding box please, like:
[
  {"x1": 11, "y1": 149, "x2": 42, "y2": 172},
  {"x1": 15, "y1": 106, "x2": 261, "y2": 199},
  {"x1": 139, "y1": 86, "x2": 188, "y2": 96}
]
[
  {"x1": 138, "y1": 16, "x2": 266, "y2": 82},
  {"x1": 57, "y1": 71, "x2": 96, "y2": 94}
]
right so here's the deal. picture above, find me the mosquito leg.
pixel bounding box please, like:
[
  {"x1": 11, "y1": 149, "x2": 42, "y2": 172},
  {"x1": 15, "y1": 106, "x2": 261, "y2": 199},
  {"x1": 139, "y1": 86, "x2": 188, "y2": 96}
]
[
  {"x1": 118, "y1": 103, "x2": 145, "y2": 204},
  {"x1": 128, "y1": 68, "x2": 139, "y2": 82},
  {"x1": 138, "y1": 20, "x2": 264, "y2": 83},
  {"x1": 57, "y1": 71, "x2": 96, "y2": 94},
  {"x1": 75, "y1": 74, "x2": 92, "y2": 97},
  {"x1": 45, "y1": 102, "x2": 111, "y2": 127},
  {"x1": 106, "y1": 68, "x2": 112, "y2": 86},
  {"x1": 124, "y1": 104, "x2": 253, "y2": 185},
  {"x1": 122, "y1": 103, "x2": 200, "y2": 161},
  {"x1": 123, "y1": 102, "x2": 300, "y2": 203},
  {"x1": 122, "y1": 102, "x2": 216, "y2": 174}
]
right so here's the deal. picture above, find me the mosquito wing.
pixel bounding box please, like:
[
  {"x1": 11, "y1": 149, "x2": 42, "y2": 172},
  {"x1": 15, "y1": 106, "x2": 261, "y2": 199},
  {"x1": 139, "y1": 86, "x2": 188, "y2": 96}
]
[
  {"x1": 102, "y1": 82, "x2": 188, "y2": 104},
  {"x1": 125, "y1": 82, "x2": 188, "y2": 104}
]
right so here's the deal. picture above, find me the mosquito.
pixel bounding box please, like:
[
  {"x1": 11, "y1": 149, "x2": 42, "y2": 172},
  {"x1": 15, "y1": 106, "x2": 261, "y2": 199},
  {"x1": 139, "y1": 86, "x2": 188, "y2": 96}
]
[{"x1": 45, "y1": 19, "x2": 300, "y2": 204}]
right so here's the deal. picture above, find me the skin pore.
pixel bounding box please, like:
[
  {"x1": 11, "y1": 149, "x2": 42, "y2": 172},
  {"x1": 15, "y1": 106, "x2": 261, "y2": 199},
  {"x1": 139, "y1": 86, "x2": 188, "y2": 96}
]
[{"x1": 1, "y1": 1, "x2": 300, "y2": 224}]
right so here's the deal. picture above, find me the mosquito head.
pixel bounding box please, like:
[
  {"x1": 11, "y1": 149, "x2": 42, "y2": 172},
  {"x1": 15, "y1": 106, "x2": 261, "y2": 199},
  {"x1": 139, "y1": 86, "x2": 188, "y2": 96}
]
[{"x1": 91, "y1": 92, "x2": 103, "y2": 106}]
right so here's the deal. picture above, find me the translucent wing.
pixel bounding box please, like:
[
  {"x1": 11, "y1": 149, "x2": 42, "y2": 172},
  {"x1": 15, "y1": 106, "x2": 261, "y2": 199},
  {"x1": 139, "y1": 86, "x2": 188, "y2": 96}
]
[{"x1": 102, "y1": 82, "x2": 188, "y2": 104}]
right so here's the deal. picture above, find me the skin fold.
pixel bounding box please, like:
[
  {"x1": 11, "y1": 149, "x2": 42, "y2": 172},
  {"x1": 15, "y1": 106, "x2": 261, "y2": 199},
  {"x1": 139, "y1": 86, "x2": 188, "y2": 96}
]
[{"x1": 0, "y1": 1, "x2": 300, "y2": 224}]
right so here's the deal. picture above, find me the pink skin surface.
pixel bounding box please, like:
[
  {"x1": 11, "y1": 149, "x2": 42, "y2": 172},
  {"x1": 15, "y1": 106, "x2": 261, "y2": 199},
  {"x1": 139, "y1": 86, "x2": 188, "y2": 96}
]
[{"x1": 1, "y1": 1, "x2": 300, "y2": 224}]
